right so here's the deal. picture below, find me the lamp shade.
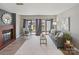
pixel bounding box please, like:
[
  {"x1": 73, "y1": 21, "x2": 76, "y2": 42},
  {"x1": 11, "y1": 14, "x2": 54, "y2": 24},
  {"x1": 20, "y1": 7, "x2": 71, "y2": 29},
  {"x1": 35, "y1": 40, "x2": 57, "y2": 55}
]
[{"x1": 53, "y1": 22, "x2": 57, "y2": 25}]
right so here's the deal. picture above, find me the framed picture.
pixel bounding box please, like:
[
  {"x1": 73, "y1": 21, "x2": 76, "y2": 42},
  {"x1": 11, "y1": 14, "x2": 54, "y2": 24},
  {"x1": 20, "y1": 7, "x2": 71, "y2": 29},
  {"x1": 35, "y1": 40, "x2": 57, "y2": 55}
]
[{"x1": 61, "y1": 17, "x2": 70, "y2": 31}]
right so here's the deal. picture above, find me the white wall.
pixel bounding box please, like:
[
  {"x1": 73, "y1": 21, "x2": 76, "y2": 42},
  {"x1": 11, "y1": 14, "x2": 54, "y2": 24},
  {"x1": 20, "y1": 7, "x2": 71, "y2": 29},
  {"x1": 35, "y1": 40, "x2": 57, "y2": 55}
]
[
  {"x1": 57, "y1": 5, "x2": 79, "y2": 49},
  {"x1": 16, "y1": 14, "x2": 21, "y2": 38}
]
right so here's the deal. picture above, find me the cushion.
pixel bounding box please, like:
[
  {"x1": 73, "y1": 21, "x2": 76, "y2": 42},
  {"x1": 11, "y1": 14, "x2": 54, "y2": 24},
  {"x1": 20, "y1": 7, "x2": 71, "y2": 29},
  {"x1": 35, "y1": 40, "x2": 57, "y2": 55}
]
[
  {"x1": 58, "y1": 32, "x2": 63, "y2": 37},
  {"x1": 55, "y1": 33, "x2": 59, "y2": 38},
  {"x1": 50, "y1": 29, "x2": 56, "y2": 34}
]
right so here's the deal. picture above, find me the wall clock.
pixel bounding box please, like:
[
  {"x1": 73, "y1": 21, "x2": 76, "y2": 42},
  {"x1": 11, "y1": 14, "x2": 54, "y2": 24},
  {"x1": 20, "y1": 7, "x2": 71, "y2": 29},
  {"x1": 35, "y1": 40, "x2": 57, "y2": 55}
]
[{"x1": 2, "y1": 13, "x2": 12, "y2": 24}]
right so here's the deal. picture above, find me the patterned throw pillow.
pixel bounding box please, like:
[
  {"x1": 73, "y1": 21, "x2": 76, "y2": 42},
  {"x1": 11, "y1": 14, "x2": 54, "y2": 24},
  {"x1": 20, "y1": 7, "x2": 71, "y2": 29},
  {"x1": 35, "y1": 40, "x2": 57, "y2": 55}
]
[{"x1": 58, "y1": 32, "x2": 63, "y2": 37}]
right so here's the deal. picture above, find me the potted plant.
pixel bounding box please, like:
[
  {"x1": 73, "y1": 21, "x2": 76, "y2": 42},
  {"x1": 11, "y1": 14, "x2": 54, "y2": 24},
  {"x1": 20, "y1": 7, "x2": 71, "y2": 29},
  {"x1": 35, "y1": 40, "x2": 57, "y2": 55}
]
[{"x1": 63, "y1": 32, "x2": 72, "y2": 44}]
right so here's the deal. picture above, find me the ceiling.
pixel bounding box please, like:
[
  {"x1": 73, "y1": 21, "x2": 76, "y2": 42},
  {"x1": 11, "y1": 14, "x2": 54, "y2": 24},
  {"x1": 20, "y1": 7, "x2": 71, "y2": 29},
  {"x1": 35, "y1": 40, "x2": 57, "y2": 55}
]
[{"x1": 0, "y1": 3, "x2": 78, "y2": 15}]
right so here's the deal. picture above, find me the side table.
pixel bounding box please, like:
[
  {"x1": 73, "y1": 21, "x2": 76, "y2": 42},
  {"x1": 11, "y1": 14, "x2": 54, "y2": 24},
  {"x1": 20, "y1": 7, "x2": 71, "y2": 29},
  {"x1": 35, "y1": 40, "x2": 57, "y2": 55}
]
[{"x1": 64, "y1": 43, "x2": 74, "y2": 54}]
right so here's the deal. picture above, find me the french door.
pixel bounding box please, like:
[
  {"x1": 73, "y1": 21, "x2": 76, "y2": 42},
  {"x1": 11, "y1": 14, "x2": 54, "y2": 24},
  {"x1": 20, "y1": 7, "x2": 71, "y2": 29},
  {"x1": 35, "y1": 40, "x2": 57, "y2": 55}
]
[
  {"x1": 46, "y1": 20, "x2": 51, "y2": 34},
  {"x1": 41, "y1": 20, "x2": 51, "y2": 34},
  {"x1": 25, "y1": 20, "x2": 36, "y2": 34},
  {"x1": 23, "y1": 19, "x2": 54, "y2": 35}
]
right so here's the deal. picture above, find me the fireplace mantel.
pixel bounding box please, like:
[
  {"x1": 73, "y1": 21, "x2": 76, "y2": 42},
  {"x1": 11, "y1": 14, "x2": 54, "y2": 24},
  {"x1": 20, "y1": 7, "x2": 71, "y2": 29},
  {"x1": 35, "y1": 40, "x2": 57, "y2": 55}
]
[{"x1": 0, "y1": 24, "x2": 13, "y2": 31}]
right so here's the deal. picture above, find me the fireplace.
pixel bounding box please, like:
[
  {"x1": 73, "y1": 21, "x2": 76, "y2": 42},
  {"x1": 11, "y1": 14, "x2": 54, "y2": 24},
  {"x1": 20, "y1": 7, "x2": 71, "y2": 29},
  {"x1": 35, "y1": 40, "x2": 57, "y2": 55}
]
[
  {"x1": 0, "y1": 24, "x2": 16, "y2": 49},
  {"x1": 3, "y1": 30, "x2": 11, "y2": 43},
  {"x1": 0, "y1": 9, "x2": 16, "y2": 49}
]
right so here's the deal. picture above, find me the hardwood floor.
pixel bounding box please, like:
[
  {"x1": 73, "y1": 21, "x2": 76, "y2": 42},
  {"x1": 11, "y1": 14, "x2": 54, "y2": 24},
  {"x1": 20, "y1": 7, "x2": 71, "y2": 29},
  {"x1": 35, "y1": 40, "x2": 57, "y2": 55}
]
[
  {"x1": 15, "y1": 35, "x2": 63, "y2": 55},
  {"x1": 0, "y1": 35, "x2": 63, "y2": 55},
  {"x1": 0, "y1": 36, "x2": 26, "y2": 55}
]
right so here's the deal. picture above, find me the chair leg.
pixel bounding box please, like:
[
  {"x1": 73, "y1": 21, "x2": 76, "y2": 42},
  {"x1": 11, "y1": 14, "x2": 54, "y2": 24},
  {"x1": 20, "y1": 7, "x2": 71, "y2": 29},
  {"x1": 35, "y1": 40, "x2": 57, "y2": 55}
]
[{"x1": 40, "y1": 39, "x2": 42, "y2": 44}]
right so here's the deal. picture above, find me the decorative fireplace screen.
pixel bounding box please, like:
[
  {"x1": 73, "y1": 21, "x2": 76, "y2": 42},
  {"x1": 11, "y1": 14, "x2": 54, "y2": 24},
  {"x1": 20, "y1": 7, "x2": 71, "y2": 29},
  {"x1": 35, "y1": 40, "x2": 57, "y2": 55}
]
[{"x1": 3, "y1": 30, "x2": 11, "y2": 43}]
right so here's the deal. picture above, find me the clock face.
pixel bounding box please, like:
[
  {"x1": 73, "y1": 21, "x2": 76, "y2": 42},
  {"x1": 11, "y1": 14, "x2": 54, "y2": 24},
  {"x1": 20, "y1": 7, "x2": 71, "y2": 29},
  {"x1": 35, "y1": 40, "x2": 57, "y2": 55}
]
[{"x1": 2, "y1": 13, "x2": 12, "y2": 24}]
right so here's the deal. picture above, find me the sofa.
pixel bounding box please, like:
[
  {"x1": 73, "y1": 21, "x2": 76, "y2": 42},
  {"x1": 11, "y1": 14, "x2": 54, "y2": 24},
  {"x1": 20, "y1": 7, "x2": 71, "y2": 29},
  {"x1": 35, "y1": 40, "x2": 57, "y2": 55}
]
[{"x1": 49, "y1": 30, "x2": 64, "y2": 49}]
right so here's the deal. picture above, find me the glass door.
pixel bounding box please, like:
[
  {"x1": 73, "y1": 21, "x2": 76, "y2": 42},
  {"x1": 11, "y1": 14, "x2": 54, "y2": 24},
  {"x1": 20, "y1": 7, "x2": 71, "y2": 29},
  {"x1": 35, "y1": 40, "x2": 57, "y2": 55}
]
[
  {"x1": 46, "y1": 20, "x2": 51, "y2": 34},
  {"x1": 41, "y1": 20, "x2": 46, "y2": 34},
  {"x1": 31, "y1": 20, "x2": 36, "y2": 34},
  {"x1": 41, "y1": 20, "x2": 51, "y2": 35},
  {"x1": 26, "y1": 20, "x2": 36, "y2": 35}
]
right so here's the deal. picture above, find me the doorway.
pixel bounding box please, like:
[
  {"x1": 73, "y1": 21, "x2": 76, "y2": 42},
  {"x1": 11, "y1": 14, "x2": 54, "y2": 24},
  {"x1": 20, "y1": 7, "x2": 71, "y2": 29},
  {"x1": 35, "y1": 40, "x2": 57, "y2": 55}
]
[
  {"x1": 25, "y1": 20, "x2": 36, "y2": 35},
  {"x1": 41, "y1": 20, "x2": 51, "y2": 35},
  {"x1": 23, "y1": 19, "x2": 54, "y2": 35}
]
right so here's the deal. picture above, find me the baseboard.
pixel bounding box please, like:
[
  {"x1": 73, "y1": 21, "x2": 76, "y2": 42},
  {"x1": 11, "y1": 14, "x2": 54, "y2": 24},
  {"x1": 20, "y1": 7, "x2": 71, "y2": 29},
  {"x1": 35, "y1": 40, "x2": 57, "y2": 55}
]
[
  {"x1": 16, "y1": 34, "x2": 21, "y2": 39},
  {"x1": 73, "y1": 47, "x2": 79, "y2": 52}
]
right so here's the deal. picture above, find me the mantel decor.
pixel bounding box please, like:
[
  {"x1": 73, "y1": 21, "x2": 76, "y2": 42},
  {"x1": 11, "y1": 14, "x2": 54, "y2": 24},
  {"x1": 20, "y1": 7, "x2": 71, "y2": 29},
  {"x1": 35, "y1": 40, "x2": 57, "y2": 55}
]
[
  {"x1": 61, "y1": 17, "x2": 70, "y2": 32},
  {"x1": 2, "y1": 13, "x2": 12, "y2": 24}
]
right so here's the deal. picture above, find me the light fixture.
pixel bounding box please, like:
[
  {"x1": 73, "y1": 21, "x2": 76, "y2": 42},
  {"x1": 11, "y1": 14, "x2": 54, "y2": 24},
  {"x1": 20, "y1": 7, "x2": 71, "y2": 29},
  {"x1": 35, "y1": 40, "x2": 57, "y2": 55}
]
[
  {"x1": 16, "y1": 3, "x2": 24, "y2": 5},
  {"x1": 53, "y1": 22, "x2": 57, "y2": 25}
]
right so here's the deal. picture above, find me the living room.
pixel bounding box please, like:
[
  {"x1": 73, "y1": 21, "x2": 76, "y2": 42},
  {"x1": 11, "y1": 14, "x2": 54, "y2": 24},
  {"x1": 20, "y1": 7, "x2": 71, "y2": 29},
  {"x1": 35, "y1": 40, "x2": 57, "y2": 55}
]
[{"x1": 0, "y1": 2, "x2": 79, "y2": 56}]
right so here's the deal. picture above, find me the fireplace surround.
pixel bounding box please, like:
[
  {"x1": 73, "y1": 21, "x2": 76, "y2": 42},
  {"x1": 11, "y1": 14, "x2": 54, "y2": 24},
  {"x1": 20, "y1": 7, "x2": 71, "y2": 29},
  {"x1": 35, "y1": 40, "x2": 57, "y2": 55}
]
[{"x1": 0, "y1": 24, "x2": 15, "y2": 49}]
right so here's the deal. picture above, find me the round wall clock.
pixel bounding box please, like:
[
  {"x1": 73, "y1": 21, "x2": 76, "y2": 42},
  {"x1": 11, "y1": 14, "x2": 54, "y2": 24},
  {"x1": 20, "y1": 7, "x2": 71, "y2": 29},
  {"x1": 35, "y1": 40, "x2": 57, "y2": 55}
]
[{"x1": 2, "y1": 13, "x2": 12, "y2": 24}]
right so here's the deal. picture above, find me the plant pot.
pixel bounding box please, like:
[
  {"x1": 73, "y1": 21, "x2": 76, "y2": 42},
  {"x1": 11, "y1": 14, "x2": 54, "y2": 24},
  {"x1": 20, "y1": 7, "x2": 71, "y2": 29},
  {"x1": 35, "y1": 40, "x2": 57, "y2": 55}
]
[{"x1": 66, "y1": 40, "x2": 70, "y2": 44}]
